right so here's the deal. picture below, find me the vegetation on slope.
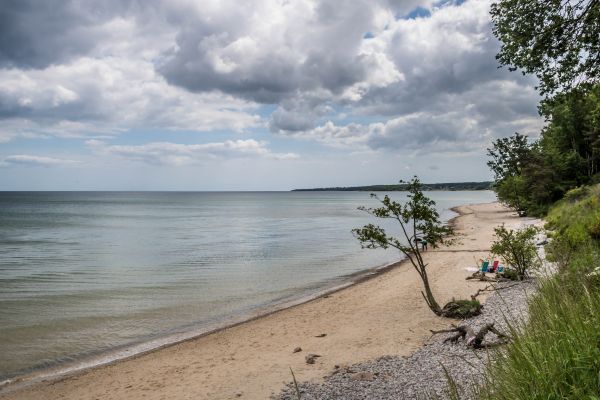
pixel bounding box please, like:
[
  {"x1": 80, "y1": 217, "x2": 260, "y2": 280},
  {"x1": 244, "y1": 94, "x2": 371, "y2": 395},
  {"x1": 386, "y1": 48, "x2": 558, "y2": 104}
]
[
  {"x1": 446, "y1": 1, "x2": 600, "y2": 397},
  {"x1": 472, "y1": 185, "x2": 600, "y2": 400}
]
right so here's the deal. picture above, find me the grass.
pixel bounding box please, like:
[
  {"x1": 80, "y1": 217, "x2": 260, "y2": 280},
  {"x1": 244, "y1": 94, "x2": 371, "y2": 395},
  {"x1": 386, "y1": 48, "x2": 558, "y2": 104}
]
[
  {"x1": 441, "y1": 299, "x2": 482, "y2": 319},
  {"x1": 289, "y1": 367, "x2": 301, "y2": 400},
  {"x1": 475, "y1": 274, "x2": 600, "y2": 399},
  {"x1": 545, "y1": 184, "x2": 600, "y2": 267}
]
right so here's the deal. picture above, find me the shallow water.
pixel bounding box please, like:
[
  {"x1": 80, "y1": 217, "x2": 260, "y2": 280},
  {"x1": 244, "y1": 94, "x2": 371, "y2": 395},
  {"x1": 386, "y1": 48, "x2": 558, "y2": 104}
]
[{"x1": 0, "y1": 190, "x2": 495, "y2": 379}]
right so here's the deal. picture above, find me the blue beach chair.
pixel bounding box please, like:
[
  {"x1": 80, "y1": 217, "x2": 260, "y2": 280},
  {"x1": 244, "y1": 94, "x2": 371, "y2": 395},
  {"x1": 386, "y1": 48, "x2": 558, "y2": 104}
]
[{"x1": 480, "y1": 260, "x2": 490, "y2": 273}]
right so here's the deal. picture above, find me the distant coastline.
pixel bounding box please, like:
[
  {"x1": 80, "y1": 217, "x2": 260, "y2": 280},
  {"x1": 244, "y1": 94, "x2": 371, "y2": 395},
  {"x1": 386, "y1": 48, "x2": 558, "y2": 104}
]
[{"x1": 292, "y1": 181, "x2": 493, "y2": 192}]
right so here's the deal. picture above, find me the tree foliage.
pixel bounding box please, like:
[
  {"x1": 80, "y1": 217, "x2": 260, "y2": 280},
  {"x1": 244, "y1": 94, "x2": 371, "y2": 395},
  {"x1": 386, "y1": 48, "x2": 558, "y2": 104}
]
[
  {"x1": 488, "y1": 1, "x2": 600, "y2": 216},
  {"x1": 487, "y1": 132, "x2": 532, "y2": 183},
  {"x1": 540, "y1": 85, "x2": 600, "y2": 178},
  {"x1": 487, "y1": 85, "x2": 600, "y2": 216},
  {"x1": 352, "y1": 177, "x2": 453, "y2": 316},
  {"x1": 491, "y1": 0, "x2": 600, "y2": 97}
]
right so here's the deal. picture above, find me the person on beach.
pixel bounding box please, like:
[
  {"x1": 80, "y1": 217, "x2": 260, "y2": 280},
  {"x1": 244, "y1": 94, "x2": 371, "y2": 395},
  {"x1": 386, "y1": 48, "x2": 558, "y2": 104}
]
[{"x1": 421, "y1": 239, "x2": 428, "y2": 251}]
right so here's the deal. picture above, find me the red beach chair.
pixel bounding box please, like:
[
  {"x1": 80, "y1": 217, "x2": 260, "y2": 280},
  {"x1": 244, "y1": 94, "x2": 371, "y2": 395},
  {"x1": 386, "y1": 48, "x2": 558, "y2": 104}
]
[{"x1": 489, "y1": 260, "x2": 499, "y2": 273}]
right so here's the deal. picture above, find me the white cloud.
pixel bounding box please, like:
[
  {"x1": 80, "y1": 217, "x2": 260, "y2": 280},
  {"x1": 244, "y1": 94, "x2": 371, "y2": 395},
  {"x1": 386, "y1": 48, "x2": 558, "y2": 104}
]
[
  {"x1": 1, "y1": 155, "x2": 79, "y2": 166},
  {"x1": 86, "y1": 139, "x2": 298, "y2": 165},
  {"x1": 0, "y1": 0, "x2": 545, "y2": 187},
  {"x1": 0, "y1": 55, "x2": 262, "y2": 141}
]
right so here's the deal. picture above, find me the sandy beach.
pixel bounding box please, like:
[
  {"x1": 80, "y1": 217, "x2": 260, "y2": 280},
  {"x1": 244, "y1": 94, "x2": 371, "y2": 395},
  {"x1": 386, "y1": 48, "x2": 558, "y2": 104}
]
[{"x1": 0, "y1": 201, "x2": 523, "y2": 400}]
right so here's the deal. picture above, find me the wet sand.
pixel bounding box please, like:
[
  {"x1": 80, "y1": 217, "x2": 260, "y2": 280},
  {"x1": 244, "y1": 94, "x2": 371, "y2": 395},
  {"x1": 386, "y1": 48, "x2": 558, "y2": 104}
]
[{"x1": 0, "y1": 202, "x2": 522, "y2": 400}]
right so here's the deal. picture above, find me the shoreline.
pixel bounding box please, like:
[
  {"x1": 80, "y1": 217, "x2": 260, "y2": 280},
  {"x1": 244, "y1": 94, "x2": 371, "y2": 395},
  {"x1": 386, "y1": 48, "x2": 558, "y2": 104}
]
[
  {"x1": 0, "y1": 257, "x2": 407, "y2": 393},
  {"x1": 1, "y1": 201, "x2": 519, "y2": 400},
  {"x1": 0, "y1": 203, "x2": 466, "y2": 391}
]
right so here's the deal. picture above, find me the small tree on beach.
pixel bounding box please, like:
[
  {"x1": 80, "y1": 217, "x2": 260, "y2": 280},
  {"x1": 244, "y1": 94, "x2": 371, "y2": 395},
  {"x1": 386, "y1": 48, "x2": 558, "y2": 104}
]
[
  {"x1": 491, "y1": 224, "x2": 541, "y2": 280},
  {"x1": 352, "y1": 177, "x2": 455, "y2": 316}
]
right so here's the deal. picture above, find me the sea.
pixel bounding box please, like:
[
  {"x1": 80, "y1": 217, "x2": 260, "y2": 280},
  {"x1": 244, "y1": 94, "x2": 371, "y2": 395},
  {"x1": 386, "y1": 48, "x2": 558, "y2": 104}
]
[{"x1": 0, "y1": 190, "x2": 496, "y2": 382}]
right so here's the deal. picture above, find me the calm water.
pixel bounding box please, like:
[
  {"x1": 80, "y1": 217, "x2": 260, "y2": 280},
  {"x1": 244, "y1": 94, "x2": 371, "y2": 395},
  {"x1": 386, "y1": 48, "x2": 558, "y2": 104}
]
[{"x1": 0, "y1": 191, "x2": 495, "y2": 380}]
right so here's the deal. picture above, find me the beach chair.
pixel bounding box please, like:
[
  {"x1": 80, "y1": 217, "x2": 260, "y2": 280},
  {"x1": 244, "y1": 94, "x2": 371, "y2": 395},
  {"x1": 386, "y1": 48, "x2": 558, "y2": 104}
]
[
  {"x1": 490, "y1": 260, "x2": 499, "y2": 273},
  {"x1": 480, "y1": 260, "x2": 489, "y2": 273}
]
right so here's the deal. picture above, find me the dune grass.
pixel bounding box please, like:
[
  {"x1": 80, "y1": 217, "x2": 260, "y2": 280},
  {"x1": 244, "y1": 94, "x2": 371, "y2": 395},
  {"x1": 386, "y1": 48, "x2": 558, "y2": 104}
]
[{"x1": 474, "y1": 274, "x2": 600, "y2": 400}]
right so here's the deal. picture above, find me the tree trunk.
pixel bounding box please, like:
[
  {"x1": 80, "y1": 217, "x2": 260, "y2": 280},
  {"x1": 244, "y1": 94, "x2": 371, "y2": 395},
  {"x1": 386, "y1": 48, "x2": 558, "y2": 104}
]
[{"x1": 420, "y1": 270, "x2": 442, "y2": 315}]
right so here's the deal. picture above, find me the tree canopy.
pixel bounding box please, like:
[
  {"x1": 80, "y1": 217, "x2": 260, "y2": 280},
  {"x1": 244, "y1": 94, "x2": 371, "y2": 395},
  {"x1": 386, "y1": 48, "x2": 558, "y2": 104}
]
[
  {"x1": 491, "y1": 0, "x2": 600, "y2": 97},
  {"x1": 488, "y1": 0, "x2": 600, "y2": 216},
  {"x1": 487, "y1": 85, "x2": 600, "y2": 216}
]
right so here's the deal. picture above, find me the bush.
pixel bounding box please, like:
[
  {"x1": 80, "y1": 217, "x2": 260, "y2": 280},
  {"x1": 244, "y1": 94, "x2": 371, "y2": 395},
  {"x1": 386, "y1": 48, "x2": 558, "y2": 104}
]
[
  {"x1": 491, "y1": 225, "x2": 541, "y2": 280},
  {"x1": 587, "y1": 217, "x2": 600, "y2": 239},
  {"x1": 563, "y1": 186, "x2": 589, "y2": 202},
  {"x1": 590, "y1": 172, "x2": 600, "y2": 185},
  {"x1": 499, "y1": 268, "x2": 519, "y2": 281},
  {"x1": 441, "y1": 299, "x2": 482, "y2": 319},
  {"x1": 545, "y1": 184, "x2": 600, "y2": 270}
]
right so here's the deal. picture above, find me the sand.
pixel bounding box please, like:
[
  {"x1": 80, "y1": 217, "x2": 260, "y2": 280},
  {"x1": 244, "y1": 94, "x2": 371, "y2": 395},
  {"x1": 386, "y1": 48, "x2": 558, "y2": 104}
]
[{"x1": 0, "y1": 202, "x2": 523, "y2": 400}]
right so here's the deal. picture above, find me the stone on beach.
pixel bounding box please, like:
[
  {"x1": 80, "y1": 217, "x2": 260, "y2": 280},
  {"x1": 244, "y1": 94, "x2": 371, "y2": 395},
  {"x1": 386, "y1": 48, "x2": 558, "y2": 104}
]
[{"x1": 305, "y1": 354, "x2": 322, "y2": 364}]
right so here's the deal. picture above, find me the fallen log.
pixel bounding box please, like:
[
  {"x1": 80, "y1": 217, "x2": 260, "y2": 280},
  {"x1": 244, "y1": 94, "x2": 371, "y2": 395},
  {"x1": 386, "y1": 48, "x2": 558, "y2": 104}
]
[{"x1": 430, "y1": 323, "x2": 511, "y2": 349}]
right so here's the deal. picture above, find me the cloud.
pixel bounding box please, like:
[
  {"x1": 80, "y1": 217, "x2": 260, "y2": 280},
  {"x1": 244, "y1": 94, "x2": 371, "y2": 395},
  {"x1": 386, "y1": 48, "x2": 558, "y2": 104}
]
[
  {"x1": 158, "y1": 0, "x2": 403, "y2": 104},
  {"x1": 86, "y1": 139, "x2": 298, "y2": 165},
  {"x1": 288, "y1": 97, "x2": 543, "y2": 154},
  {"x1": 0, "y1": 1, "x2": 262, "y2": 142},
  {"x1": 268, "y1": 0, "x2": 543, "y2": 153},
  {"x1": 0, "y1": 0, "x2": 544, "y2": 169},
  {"x1": 0, "y1": 56, "x2": 262, "y2": 140},
  {"x1": 1, "y1": 154, "x2": 79, "y2": 166},
  {"x1": 0, "y1": 0, "x2": 135, "y2": 69}
]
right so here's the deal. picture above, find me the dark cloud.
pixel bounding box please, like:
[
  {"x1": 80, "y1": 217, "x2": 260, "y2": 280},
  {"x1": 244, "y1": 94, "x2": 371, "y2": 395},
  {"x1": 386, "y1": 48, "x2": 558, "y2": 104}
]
[
  {"x1": 367, "y1": 114, "x2": 482, "y2": 152},
  {"x1": 0, "y1": 1, "x2": 111, "y2": 68},
  {"x1": 268, "y1": 96, "x2": 334, "y2": 133},
  {"x1": 269, "y1": 108, "x2": 317, "y2": 133}
]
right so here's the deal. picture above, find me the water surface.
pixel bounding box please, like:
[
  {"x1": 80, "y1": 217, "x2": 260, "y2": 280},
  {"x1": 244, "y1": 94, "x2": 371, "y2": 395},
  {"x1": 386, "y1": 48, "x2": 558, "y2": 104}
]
[{"x1": 0, "y1": 190, "x2": 496, "y2": 380}]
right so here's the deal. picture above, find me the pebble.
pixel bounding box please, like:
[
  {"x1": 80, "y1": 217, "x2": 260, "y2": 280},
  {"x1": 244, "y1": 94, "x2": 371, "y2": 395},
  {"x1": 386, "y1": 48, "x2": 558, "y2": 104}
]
[{"x1": 275, "y1": 280, "x2": 537, "y2": 400}]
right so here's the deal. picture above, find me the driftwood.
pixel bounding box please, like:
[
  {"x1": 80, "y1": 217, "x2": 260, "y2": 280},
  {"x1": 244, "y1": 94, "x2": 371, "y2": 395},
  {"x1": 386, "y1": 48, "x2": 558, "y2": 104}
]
[
  {"x1": 466, "y1": 271, "x2": 499, "y2": 282},
  {"x1": 430, "y1": 323, "x2": 511, "y2": 349},
  {"x1": 470, "y1": 282, "x2": 521, "y2": 301}
]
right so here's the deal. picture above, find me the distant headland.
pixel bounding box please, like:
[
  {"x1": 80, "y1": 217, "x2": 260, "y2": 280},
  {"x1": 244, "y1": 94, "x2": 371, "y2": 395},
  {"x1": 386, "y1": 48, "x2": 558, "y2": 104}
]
[{"x1": 292, "y1": 181, "x2": 493, "y2": 191}]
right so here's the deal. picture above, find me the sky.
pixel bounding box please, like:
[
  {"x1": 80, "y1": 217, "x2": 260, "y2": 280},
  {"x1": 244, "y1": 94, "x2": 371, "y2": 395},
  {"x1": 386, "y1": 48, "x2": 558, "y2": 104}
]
[{"x1": 0, "y1": 0, "x2": 544, "y2": 190}]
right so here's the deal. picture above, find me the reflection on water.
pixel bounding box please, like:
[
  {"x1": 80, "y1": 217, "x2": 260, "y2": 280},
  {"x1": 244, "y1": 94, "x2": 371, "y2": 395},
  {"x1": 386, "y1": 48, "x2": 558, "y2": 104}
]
[{"x1": 0, "y1": 190, "x2": 495, "y2": 379}]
